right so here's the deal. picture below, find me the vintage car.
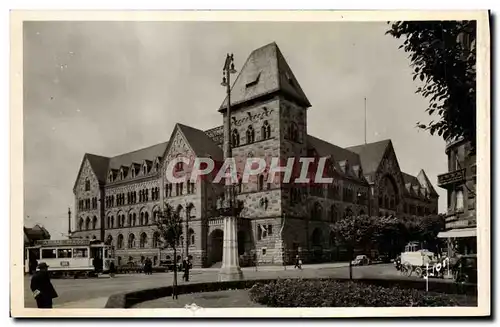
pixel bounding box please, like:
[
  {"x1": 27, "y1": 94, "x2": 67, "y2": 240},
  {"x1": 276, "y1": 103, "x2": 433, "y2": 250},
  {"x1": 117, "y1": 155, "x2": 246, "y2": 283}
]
[{"x1": 351, "y1": 255, "x2": 371, "y2": 266}]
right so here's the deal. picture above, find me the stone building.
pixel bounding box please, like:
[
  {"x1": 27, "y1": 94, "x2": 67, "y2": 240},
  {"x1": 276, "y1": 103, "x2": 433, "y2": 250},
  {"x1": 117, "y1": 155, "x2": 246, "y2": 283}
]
[
  {"x1": 437, "y1": 137, "x2": 477, "y2": 255},
  {"x1": 71, "y1": 42, "x2": 438, "y2": 267}
]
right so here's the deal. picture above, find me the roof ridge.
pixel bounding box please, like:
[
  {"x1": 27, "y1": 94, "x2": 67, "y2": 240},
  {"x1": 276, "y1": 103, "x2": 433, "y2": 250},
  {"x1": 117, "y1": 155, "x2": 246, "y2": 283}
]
[{"x1": 109, "y1": 140, "x2": 169, "y2": 159}]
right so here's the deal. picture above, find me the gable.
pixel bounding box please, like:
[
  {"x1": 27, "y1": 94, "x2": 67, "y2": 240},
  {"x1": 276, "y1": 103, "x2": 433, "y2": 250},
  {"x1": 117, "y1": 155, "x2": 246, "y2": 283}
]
[
  {"x1": 161, "y1": 125, "x2": 196, "y2": 171},
  {"x1": 374, "y1": 143, "x2": 406, "y2": 194},
  {"x1": 74, "y1": 158, "x2": 100, "y2": 196}
]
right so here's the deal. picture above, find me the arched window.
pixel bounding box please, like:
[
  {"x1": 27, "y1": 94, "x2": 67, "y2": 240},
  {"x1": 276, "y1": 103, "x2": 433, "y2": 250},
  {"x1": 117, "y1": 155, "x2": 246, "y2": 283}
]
[
  {"x1": 139, "y1": 233, "x2": 148, "y2": 248},
  {"x1": 152, "y1": 232, "x2": 160, "y2": 248},
  {"x1": 132, "y1": 213, "x2": 136, "y2": 226},
  {"x1": 330, "y1": 205, "x2": 337, "y2": 222},
  {"x1": 120, "y1": 214, "x2": 125, "y2": 227},
  {"x1": 85, "y1": 179, "x2": 90, "y2": 191},
  {"x1": 106, "y1": 235, "x2": 113, "y2": 246},
  {"x1": 128, "y1": 234, "x2": 135, "y2": 248},
  {"x1": 110, "y1": 216, "x2": 114, "y2": 228},
  {"x1": 232, "y1": 129, "x2": 240, "y2": 147},
  {"x1": 289, "y1": 122, "x2": 299, "y2": 142},
  {"x1": 188, "y1": 228, "x2": 195, "y2": 246},
  {"x1": 78, "y1": 218, "x2": 84, "y2": 231},
  {"x1": 128, "y1": 213, "x2": 132, "y2": 226},
  {"x1": 140, "y1": 212, "x2": 145, "y2": 225},
  {"x1": 85, "y1": 217, "x2": 91, "y2": 230},
  {"x1": 261, "y1": 120, "x2": 271, "y2": 140},
  {"x1": 117, "y1": 234, "x2": 124, "y2": 249},
  {"x1": 153, "y1": 209, "x2": 159, "y2": 223},
  {"x1": 258, "y1": 174, "x2": 264, "y2": 191},
  {"x1": 455, "y1": 189, "x2": 464, "y2": 211},
  {"x1": 246, "y1": 125, "x2": 255, "y2": 143},
  {"x1": 311, "y1": 202, "x2": 322, "y2": 220},
  {"x1": 92, "y1": 216, "x2": 98, "y2": 229},
  {"x1": 144, "y1": 212, "x2": 149, "y2": 225}
]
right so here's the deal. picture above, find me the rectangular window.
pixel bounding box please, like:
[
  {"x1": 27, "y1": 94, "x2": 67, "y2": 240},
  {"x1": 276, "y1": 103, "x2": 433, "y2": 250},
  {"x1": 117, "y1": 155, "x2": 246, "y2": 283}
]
[
  {"x1": 257, "y1": 225, "x2": 261, "y2": 241},
  {"x1": 57, "y1": 249, "x2": 72, "y2": 258},
  {"x1": 73, "y1": 248, "x2": 88, "y2": 258},
  {"x1": 41, "y1": 249, "x2": 57, "y2": 259},
  {"x1": 268, "y1": 224, "x2": 273, "y2": 236}
]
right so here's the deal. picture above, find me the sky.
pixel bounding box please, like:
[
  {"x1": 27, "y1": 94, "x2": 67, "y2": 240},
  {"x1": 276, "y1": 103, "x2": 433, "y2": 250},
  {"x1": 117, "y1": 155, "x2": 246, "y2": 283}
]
[{"x1": 23, "y1": 21, "x2": 447, "y2": 239}]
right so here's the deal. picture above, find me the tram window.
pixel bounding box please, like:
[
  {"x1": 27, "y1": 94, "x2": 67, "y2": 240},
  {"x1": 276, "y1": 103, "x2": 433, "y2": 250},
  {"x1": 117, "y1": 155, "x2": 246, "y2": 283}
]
[
  {"x1": 41, "y1": 249, "x2": 56, "y2": 259},
  {"x1": 57, "y1": 249, "x2": 72, "y2": 258},
  {"x1": 73, "y1": 248, "x2": 89, "y2": 258}
]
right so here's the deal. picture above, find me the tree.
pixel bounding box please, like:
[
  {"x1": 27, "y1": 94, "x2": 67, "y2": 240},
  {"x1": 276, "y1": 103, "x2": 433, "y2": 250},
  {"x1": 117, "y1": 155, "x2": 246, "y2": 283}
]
[
  {"x1": 332, "y1": 215, "x2": 376, "y2": 279},
  {"x1": 155, "y1": 204, "x2": 183, "y2": 299},
  {"x1": 386, "y1": 21, "x2": 476, "y2": 153}
]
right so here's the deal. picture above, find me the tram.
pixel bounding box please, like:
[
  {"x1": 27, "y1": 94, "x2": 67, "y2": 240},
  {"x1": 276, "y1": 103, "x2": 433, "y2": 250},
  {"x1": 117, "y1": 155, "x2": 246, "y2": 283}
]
[{"x1": 25, "y1": 238, "x2": 115, "y2": 278}]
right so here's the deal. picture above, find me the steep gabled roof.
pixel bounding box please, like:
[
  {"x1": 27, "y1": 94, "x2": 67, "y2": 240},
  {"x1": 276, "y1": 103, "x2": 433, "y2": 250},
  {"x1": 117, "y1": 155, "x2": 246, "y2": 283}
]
[
  {"x1": 108, "y1": 141, "x2": 169, "y2": 171},
  {"x1": 73, "y1": 153, "x2": 110, "y2": 192},
  {"x1": 178, "y1": 124, "x2": 223, "y2": 162},
  {"x1": 346, "y1": 139, "x2": 391, "y2": 177},
  {"x1": 417, "y1": 169, "x2": 439, "y2": 197},
  {"x1": 307, "y1": 135, "x2": 361, "y2": 165},
  {"x1": 219, "y1": 42, "x2": 311, "y2": 111}
]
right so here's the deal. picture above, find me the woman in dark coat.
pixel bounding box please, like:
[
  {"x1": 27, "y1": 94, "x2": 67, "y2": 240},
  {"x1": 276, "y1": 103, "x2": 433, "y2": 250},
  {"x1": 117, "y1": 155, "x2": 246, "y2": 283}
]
[{"x1": 30, "y1": 263, "x2": 58, "y2": 308}]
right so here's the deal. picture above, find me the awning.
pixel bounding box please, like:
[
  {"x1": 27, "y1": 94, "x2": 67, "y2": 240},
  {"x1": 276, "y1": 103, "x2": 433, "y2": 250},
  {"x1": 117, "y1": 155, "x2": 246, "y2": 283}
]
[{"x1": 437, "y1": 227, "x2": 476, "y2": 238}]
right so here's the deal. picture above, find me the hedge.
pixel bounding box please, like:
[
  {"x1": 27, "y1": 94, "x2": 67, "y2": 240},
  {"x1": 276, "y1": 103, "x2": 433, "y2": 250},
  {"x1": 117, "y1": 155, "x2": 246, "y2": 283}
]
[
  {"x1": 249, "y1": 279, "x2": 477, "y2": 307},
  {"x1": 105, "y1": 277, "x2": 477, "y2": 308}
]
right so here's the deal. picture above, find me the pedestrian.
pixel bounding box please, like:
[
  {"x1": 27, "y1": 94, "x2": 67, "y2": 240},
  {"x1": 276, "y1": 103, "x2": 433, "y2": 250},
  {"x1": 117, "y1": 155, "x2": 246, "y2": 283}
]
[
  {"x1": 30, "y1": 262, "x2": 58, "y2": 309},
  {"x1": 182, "y1": 257, "x2": 191, "y2": 281},
  {"x1": 145, "y1": 257, "x2": 152, "y2": 275},
  {"x1": 109, "y1": 261, "x2": 116, "y2": 278},
  {"x1": 294, "y1": 255, "x2": 302, "y2": 270}
]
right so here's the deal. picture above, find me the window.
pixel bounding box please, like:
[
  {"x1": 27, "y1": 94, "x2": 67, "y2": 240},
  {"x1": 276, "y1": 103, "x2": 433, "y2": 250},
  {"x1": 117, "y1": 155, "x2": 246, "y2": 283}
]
[
  {"x1": 140, "y1": 233, "x2": 148, "y2": 248},
  {"x1": 143, "y1": 165, "x2": 147, "y2": 175},
  {"x1": 85, "y1": 179, "x2": 90, "y2": 191},
  {"x1": 85, "y1": 217, "x2": 91, "y2": 230},
  {"x1": 267, "y1": 225, "x2": 273, "y2": 236},
  {"x1": 189, "y1": 228, "x2": 195, "y2": 246},
  {"x1": 117, "y1": 234, "x2": 124, "y2": 249},
  {"x1": 73, "y1": 248, "x2": 88, "y2": 258},
  {"x1": 311, "y1": 202, "x2": 322, "y2": 220},
  {"x1": 41, "y1": 249, "x2": 56, "y2": 259},
  {"x1": 57, "y1": 249, "x2": 72, "y2": 258},
  {"x1": 261, "y1": 120, "x2": 271, "y2": 140},
  {"x1": 258, "y1": 175, "x2": 264, "y2": 191},
  {"x1": 232, "y1": 129, "x2": 240, "y2": 147},
  {"x1": 78, "y1": 218, "x2": 84, "y2": 231},
  {"x1": 262, "y1": 248, "x2": 267, "y2": 256},
  {"x1": 92, "y1": 216, "x2": 98, "y2": 229},
  {"x1": 246, "y1": 125, "x2": 255, "y2": 143},
  {"x1": 175, "y1": 161, "x2": 184, "y2": 172},
  {"x1": 144, "y1": 212, "x2": 149, "y2": 225},
  {"x1": 455, "y1": 189, "x2": 464, "y2": 212},
  {"x1": 289, "y1": 122, "x2": 299, "y2": 142},
  {"x1": 128, "y1": 234, "x2": 135, "y2": 248},
  {"x1": 152, "y1": 232, "x2": 160, "y2": 248}
]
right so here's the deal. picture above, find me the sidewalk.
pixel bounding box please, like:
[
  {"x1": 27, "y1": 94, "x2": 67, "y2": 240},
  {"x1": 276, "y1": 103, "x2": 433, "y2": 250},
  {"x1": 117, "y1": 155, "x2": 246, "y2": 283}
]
[
  {"x1": 191, "y1": 261, "x2": 349, "y2": 272},
  {"x1": 55, "y1": 297, "x2": 109, "y2": 308}
]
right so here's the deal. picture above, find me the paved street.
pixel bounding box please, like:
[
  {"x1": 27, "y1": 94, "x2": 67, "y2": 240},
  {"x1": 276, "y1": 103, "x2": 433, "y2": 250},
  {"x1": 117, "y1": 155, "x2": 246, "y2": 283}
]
[{"x1": 24, "y1": 263, "x2": 446, "y2": 308}]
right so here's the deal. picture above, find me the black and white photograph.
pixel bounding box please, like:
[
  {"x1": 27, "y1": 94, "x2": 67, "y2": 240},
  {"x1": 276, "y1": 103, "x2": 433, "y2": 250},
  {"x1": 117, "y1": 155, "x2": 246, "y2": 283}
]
[{"x1": 10, "y1": 10, "x2": 490, "y2": 317}]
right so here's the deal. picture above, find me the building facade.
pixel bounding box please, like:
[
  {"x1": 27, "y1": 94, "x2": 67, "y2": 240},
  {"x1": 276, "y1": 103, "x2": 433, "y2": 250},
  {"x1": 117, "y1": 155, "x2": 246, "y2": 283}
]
[
  {"x1": 71, "y1": 42, "x2": 438, "y2": 267},
  {"x1": 437, "y1": 137, "x2": 477, "y2": 255}
]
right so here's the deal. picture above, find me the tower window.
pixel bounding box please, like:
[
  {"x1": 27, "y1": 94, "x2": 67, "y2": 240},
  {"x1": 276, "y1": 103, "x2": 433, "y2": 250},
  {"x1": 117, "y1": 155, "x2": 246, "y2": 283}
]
[
  {"x1": 232, "y1": 129, "x2": 240, "y2": 147},
  {"x1": 246, "y1": 125, "x2": 255, "y2": 144},
  {"x1": 261, "y1": 120, "x2": 271, "y2": 140}
]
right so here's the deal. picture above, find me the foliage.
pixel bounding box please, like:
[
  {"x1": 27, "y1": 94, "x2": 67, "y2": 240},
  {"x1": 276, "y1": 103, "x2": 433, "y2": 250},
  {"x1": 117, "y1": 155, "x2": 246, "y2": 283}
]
[
  {"x1": 332, "y1": 215, "x2": 376, "y2": 250},
  {"x1": 249, "y1": 279, "x2": 470, "y2": 307},
  {"x1": 155, "y1": 204, "x2": 183, "y2": 250},
  {"x1": 386, "y1": 21, "x2": 476, "y2": 153}
]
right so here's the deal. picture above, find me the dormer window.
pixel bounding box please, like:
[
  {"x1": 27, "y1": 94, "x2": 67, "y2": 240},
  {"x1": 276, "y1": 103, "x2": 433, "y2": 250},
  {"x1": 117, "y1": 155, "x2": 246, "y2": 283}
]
[
  {"x1": 131, "y1": 168, "x2": 135, "y2": 178},
  {"x1": 143, "y1": 165, "x2": 147, "y2": 175},
  {"x1": 154, "y1": 160, "x2": 160, "y2": 172},
  {"x1": 120, "y1": 170, "x2": 124, "y2": 180}
]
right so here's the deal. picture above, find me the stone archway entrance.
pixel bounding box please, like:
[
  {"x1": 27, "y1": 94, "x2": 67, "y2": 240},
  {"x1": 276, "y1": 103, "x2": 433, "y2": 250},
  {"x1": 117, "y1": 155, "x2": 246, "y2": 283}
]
[{"x1": 208, "y1": 229, "x2": 224, "y2": 266}]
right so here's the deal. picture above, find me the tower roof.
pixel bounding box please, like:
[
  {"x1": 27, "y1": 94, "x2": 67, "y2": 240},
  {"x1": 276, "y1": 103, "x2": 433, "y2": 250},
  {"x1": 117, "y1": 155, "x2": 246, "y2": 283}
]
[{"x1": 219, "y1": 42, "x2": 311, "y2": 111}]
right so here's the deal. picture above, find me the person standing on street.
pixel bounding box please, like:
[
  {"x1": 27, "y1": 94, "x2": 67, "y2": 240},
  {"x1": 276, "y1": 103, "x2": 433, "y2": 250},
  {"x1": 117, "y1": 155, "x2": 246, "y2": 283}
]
[
  {"x1": 30, "y1": 263, "x2": 58, "y2": 308},
  {"x1": 182, "y1": 257, "x2": 191, "y2": 281},
  {"x1": 294, "y1": 255, "x2": 302, "y2": 269}
]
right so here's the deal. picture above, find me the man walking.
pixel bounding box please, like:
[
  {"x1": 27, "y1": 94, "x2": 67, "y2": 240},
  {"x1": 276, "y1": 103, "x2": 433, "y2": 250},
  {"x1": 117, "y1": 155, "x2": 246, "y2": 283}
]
[
  {"x1": 182, "y1": 257, "x2": 191, "y2": 282},
  {"x1": 30, "y1": 263, "x2": 58, "y2": 308}
]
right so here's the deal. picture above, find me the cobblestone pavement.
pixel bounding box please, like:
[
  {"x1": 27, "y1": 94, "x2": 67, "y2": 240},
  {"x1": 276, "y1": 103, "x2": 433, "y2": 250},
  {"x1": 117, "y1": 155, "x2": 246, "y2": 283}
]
[{"x1": 25, "y1": 263, "x2": 446, "y2": 308}]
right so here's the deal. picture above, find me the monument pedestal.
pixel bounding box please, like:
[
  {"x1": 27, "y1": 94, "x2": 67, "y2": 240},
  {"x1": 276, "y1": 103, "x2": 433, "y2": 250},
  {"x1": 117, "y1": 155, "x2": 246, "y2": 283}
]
[{"x1": 218, "y1": 215, "x2": 244, "y2": 281}]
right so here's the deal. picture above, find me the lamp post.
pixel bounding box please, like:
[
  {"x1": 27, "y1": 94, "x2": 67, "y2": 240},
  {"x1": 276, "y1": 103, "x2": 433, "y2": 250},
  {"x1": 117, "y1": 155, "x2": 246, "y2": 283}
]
[{"x1": 217, "y1": 53, "x2": 244, "y2": 281}]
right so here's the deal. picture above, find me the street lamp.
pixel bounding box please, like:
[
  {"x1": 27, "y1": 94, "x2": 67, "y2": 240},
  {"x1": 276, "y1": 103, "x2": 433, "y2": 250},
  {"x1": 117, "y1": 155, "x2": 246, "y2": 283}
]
[{"x1": 217, "y1": 53, "x2": 244, "y2": 282}]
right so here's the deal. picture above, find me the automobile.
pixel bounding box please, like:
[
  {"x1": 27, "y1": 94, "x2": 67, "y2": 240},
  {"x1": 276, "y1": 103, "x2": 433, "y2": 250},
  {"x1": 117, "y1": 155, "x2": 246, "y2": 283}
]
[
  {"x1": 351, "y1": 255, "x2": 371, "y2": 266},
  {"x1": 377, "y1": 254, "x2": 391, "y2": 263},
  {"x1": 452, "y1": 254, "x2": 477, "y2": 284}
]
